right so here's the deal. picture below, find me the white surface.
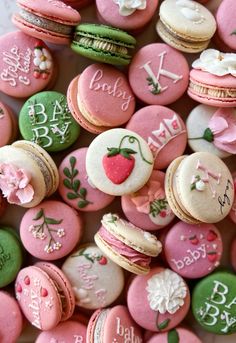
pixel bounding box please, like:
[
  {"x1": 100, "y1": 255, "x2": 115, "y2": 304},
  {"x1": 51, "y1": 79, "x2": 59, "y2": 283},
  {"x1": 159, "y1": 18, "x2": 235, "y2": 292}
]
[{"x1": 1, "y1": 0, "x2": 236, "y2": 342}]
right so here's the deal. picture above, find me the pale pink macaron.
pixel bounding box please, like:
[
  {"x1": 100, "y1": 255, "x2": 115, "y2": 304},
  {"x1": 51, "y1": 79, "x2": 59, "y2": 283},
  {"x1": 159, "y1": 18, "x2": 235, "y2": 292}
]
[
  {"x1": 67, "y1": 63, "x2": 136, "y2": 134},
  {"x1": 216, "y1": 0, "x2": 236, "y2": 52},
  {"x1": 122, "y1": 170, "x2": 175, "y2": 231},
  {"x1": 20, "y1": 200, "x2": 83, "y2": 260},
  {"x1": 129, "y1": 43, "x2": 189, "y2": 106},
  {"x1": 127, "y1": 267, "x2": 190, "y2": 332},
  {"x1": 87, "y1": 305, "x2": 143, "y2": 343},
  {"x1": 229, "y1": 172, "x2": 236, "y2": 223},
  {"x1": 126, "y1": 105, "x2": 187, "y2": 169},
  {"x1": 0, "y1": 291, "x2": 23, "y2": 343},
  {"x1": 161, "y1": 221, "x2": 223, "y2": 279},
  {"x1": 146, "y1": 326, "x2": 202, "y2": 343},
  {"x1": 58, "y1": 148, "x2": 114, "y2": 211},
  {"x1": 231, "y1": 236, "x2": 236, "y2": 271},
  {"x1": 0, "y1": 102, "x2": 18, "y2": 147},
  {"x1": 35, "y1": 320, "x2": 87, "y2": 343},
  {"x1": 0, "y1": 31, "x2": 55, "y2": 98},
  {"x1": 96, "y1": 0, "x2": 159, "y2": 33}
]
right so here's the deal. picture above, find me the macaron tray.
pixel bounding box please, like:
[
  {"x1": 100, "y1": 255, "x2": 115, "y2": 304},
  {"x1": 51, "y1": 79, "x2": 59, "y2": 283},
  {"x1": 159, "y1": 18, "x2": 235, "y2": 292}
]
[{"x1": 1, "y1": 0, "x2": 236, "y2": 342}]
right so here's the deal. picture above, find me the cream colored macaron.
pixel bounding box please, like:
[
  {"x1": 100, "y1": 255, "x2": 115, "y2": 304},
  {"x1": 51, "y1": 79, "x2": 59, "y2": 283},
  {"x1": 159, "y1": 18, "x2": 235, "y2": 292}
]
[
  {"x1": 95, "y1": 213, "x2": 162, "y2": 275},
  {"x1": 86, "y1": 128, "x2": 154, "y2": 196},
  {"x1": 165, "y1": 152, "x2": 234, "y2": 223},
  {"x1": 156, "y1": 0, "x2": 216, "y2": 53}
]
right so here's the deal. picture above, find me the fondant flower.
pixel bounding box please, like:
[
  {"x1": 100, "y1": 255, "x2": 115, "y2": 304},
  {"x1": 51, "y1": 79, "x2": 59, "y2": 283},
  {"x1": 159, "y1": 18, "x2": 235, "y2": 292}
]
[
  {"x1": 113, "y1": 0, "x2": 146, "y2": 16},
  {"x1": 131, "y1": 180, "x2": 165, "y2": 214},
  {"x1": 146, "y1": 269, "x2": 187, "y2": 314},
  {"x1": 0, "y1": 163, "x2": 34, "y2": 205},
  {"x1": 189, "y1": 108, "x2": 236, "y2": 154},
  {"x1": 33, "y1": 47, "x2": 52, "y2": 71},
  {"x1": 192, "y1": 49, "x2": 236, "y2": 77}
]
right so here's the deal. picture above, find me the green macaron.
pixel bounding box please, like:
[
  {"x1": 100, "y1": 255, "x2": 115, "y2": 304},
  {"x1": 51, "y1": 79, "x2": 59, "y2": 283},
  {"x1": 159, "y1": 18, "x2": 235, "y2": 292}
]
[
  {"x1": 19, "y1": 91, "x2": 80, "y2": 153},
  {"x1": 0, "y1": 227, "x2": 23, "y2": 287},
  {"x1": 71, "y1": 23, "x2": 136, "y2": 65}
]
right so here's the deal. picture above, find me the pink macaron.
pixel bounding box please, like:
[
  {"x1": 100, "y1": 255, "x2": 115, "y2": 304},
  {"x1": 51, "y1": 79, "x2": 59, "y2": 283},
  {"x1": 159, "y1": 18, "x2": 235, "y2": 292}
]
[
  {"x1": 229, "y1": 172, "x2": 236, "y2": 223},
  {"x1": 36, "y1": 320, "x2": 87, "y2": 343},
  {"x1": 188, "y1": 49, "x2": 236, "y2": 107},
  {"x1": 161, "y1": 221, "x2": 223, "y2": 279},
  {"x1": 129, "y1": 43, "x2": 189, "y2": 106},
  {"x1": 127, "y1": 267, "x2": 190, "y2": 332},
  {"x1": 0, "y1": 102, "x2": 18, "y2": 147},
  {"x1": 122, "y1": 170, "x2": 175, "y2": 231},
  {"x1": 231, "y1": 236, "x2": 236, "y2": 271},
  {"x1": 0, "y1": 291, "x2": 23, "y2": 343},
  {"x1": 146, "y1": 326, "x2": 202, "y2": 343},
  {"x1": 15, "y1": 263, "x2": 75, "y2": 331},
  {"x1": 0, "y1": 31, "x2": 55, "y2": 98},
  {"x1": 96, "y1": 0, "x2": 159, "y2": 33},
  {"x1": 87, "y1": 305, "x2": 143, "y2": 343},
  {"x1": 12, "y1": 0, "x2": 81, "y2": 45},
  {"x1": 20, "y1": 200, "x2": 83, "y2": 260},
  {"x1": 67, "y1": 63, "x2": 136, "y2": 134},
  {"x1": 59, "y1": 147, "x2": 114, "y2": 211},
  {"x1": 126, "y1": 105, "x2": 187, "y2": 169},
  {"x1": 216, "y1": 0, "x2": 236, "y2": 52}
]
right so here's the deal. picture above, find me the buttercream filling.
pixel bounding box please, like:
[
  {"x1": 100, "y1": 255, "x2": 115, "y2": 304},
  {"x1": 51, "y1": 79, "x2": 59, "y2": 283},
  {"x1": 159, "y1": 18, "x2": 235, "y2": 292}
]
[
  {"x1": 99, "y1": 226, "x2": 151, "y2": 267},
  {"x1": 94, "y1": 310, "x2": 110, "y2": 343},
  {"x1": 19, "y1": 9, "x2": 73, "y2": 35},
  {"x1": 159, "y1": 19, "x2": 209, "y2": 45},
  {"x1": 76, "y1": 36, "x2": 129, "y2": 55},
  {"x1": 189, "y1": 80, "x2": 236, "y2": 99}
]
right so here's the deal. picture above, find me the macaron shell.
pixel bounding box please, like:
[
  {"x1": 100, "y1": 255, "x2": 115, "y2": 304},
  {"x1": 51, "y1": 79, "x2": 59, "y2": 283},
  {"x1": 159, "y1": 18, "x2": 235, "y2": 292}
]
[
  {"x1": 62, "y1": 244, "x2": 125, "y2": 309},
  {"x1": 78, "y1": 63, "x2": 135, "y2": 127},
  {"x1": 86, "y1": 128, "x2": 154, "y2": 196},
  {"x1": 230, "y1": 237, "x2": 236, "y2": 271},
  {"x1": 146, "y1": 327, "x2": 202, "y2": 343},
  {"x1": 35, "y1": 262, "x2": 75, "y2": 321},
  {"x1": 96, "y1": 0, "x2": 158, "y2": 31},
  {"x1": 0, "y1": 31, "x2": 54, "y2": 97},
  {"x1": 176, "y1": 152, "x2": 234, "y2": 223},
  {"x1": 59, "y1": 148, "x2": 114, "y2": 211},
  {"x1": 122, "y1": 170, "x2": 175, "y2": 231},
  {"x1": 129, "y1": 43, "x2": 189, "y2": 105},
  {"x1": 15, "y1": 266, "x2": 63, "y2": 330},
  {"x1": 35, "y1": 320, "x2": 87, "y2": 343},
  {"x1": 126, "y1": 105, "x2": 187, "y2": 169},
  {"x1": 103, "y1": 305, "x2": 143, "y2": 343},
  {"x1": 192, "y1": 271, "x2": 236, "y2": 334},
  {"x1": 0, "y1": 102, "x2": 18, "y2": 147},
  {"x1": 163, "y1": 222, "x2": 223, "y2": 278},
  {"x1": 0, "y1": 228, "x2": 23, "y2": 287},
  {"x1": 216, "y1": 0, "x2": 236, "y2": 50},
  {"x1": 0, "y1": 291, "x2": 23, "y2": 343},
  {"x1": 186, "y1": 104, "x2": 231, "y2": 159},
  {"x1": 20, "y1": 200, "x2": 83, "y2": 260},
  {"x1": 229, "y1": 173, "x2": 236, "y2": 223},
  {"x1": 127, "y1": 267, "x2": 190, "y2": 331}
]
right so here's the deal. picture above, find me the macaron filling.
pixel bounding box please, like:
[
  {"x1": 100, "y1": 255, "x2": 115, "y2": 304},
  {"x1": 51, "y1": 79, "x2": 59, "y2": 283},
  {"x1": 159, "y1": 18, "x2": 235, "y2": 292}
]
[
  {"x1": 189, "y1": 79, "x2": 236, "y2": 100},
  {"x1": 18, "y1": 9, "x2": 73, "y2": 35},
  {"x1": 98, "y1": 226, "x2": 151, "y2": 267},
  {"x1": 93, "y1": 309, "x2": 110, "y2": 343}
]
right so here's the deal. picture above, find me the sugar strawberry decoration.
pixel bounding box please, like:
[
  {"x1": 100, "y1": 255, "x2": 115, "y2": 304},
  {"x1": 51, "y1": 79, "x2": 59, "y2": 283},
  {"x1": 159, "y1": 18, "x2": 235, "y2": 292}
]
[
  {"x1": 189, "y1": 235, "x2": 199, "y2": 245},
  {"x1": 98, "y1": 256, "x2": 107, "y2": 265},
  {"x1": 102, "y1": 135, "x2": 152, "y2": 185},
  {"x1": 207, "y1": 230, "x2": 217, "y2": 242},
  {"x1": 207, "y1": 251, "x2": 217, "y2": 262}
]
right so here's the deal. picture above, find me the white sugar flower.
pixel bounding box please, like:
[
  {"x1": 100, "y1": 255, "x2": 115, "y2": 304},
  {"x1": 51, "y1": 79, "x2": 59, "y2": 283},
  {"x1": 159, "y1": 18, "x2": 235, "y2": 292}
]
[
  {"x1": 113, "y1": 0, "x2": 146, "y2": 16},
  {"x1": 146, "y1": 269, "x2": 187, "y2": 314},
  {"x1": 34, "y1": 48, "x2": 52, "y2": 71},
  {"x1": 192, "y1": 49, "x2": 236, "y2": 77},
  {"x1": 57, "y1": 228, "x2": 65, "y2": 237}
]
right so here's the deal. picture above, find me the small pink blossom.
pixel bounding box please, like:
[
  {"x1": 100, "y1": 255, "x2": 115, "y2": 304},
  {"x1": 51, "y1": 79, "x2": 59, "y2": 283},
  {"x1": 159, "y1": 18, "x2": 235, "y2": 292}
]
[{"x1": 0, "y1": 163, "x2": 34, "y2": 205}]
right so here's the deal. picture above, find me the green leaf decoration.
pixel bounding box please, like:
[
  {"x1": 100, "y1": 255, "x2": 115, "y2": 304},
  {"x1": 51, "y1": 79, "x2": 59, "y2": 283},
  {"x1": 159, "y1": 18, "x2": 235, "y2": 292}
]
[
  {"x1": 67, "y1": 192, "x2": 79, "y2": 200},
  {"x1": 121, "y1": 148, "x2": 137, "y2": 154},
  {"x1": 70, "y1": 156, "x2": 76, "y2": 169},
  {"x1": 63, "y1": 179, "x2": 72, "y2": 189},
  {"x1": 83, "y1": 253, "x2": 94, "y2": 263},
  {"x1": 78, "y1": 200, "x2": 89, "y2": 208},
  {"x1": 73, "y1": 180, "x2": 80, "y2": 192},
  {"x1": 168, "y1": 329, "x2": 179, "y2": 343},
  {"x1": 231, "y1": 30, "x2": 236, "y2": 35},
  {"x1": 107, "y1": 147, "x2": 120, "y2": 157},
  {"x1": 63, "y1": 167, "x2": 71, "y2": 178},
  {"x1": 72, "y1": 169, "x2": 78, "y2": 177},
  {"x1": 79, "y1": 188, "x2": 87, "y2": 197},
  {"x1": 33, "y1": 208, "x2": 44, "y2": 221},
  {"x1": 203, "y1": 128, "x2": 214, "y2": 142},
  {"x1": 157, "y1": 318, "x2": 170, "y2": 330},
  {"x1": 45, "y1": 218, "x2": 63, "y2": 225}
]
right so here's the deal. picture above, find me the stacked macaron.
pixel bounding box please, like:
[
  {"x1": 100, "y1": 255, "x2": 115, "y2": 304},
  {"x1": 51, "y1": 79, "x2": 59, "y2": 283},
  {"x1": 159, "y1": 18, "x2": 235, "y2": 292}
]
[{"x1": 0, "y1": 0, "x2": 236, "y2": 342}]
